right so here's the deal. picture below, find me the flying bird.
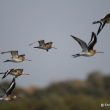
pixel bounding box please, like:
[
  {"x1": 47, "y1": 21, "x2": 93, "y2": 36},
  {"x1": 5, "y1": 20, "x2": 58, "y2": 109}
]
[
  {"x1": 29, "y1": 40, "x2": 57, "y2": 52},
  {"x1": 93, "y1": 13, "x2": 110, "y2": 35},
  {"x1": 1, "y1": 50, "x2": 31, "y2": 63},
  {"x1": 70, "y1": 32, "x2": 104, "y2": 58},
  {"x1": 0, "y1": 78, "x2": 17, "y2": 101},
  {"x1": 0, "y1": 68, "x2": 30, "y2": 79}
]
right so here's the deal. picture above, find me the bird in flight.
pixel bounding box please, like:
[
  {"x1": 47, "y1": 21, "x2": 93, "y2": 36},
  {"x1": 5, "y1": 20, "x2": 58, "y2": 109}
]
[
  {"x1": 29, "y1": 40, "x2": 57, "y2": 52},
  {"x1": 70, "y1": 32, "x2": 104, "y2": 58},
  {"x1": 1, "y1": 50, "x2": 31, "y2": 63},
  {"x1": 93, "y1": 13, "x2": 110, "y2": 35},
  {"x1": 0, "y1": 68, "x2": 30, "y2": 79},
  {"x1": 0, "y1": 78, "x2": 17, "y2": 102}
]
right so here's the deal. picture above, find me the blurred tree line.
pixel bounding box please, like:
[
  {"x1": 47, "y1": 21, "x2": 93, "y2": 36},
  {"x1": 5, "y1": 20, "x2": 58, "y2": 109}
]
[{"x1": 0, "y1": 71, "x2": 110, "y2": 110}]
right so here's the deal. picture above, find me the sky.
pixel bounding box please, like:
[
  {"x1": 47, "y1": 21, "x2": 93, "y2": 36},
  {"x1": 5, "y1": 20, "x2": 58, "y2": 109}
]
[{"x1": 0, "y1": 0, "x2": 110, "y2": 87}]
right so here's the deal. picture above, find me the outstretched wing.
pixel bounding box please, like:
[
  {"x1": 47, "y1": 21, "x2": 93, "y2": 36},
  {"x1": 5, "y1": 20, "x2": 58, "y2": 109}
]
[
  {"x1": 70, "y1": 35, "x2": 88, "y2": 52},
  {"x1": 97, "y1": 21, "x2": 106, "y2": 35},
  {"x1": 102, "y1": 13, "x2": 110, "y2": 21},
  {"x1": 1, "y1": 69, "x2": 14, "y2": 79},
  {"x1": 93, "y1": 13, "x2": 110, "y2": 35},
  {"x1": 92, "y1": 20, "x2": 103, "y2": 35},
  {"x1": 38, "y1": 40, "x2": 45, "y2": 46},
  {"x1": 10, "y1": 51, "x2": 18, "y2": 57},
  {"x1": 1, "y1": 50, "x2": 18, "y2": 57},
  {"x1": 88, "y1": 32, "x2": 96, "y2": 47},
  {"x1": 88, "y1": 32, "x2": 97, "y2": 50},
  {"x1": 6, "y1": 78, "x2": 16, "y2": 96}
]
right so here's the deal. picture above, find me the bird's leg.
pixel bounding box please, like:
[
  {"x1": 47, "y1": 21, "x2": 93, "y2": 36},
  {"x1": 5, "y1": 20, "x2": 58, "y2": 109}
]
[
  {"x1": 3, "y1": 60, "x2": 11, "y2": 62},
  {"x1": 72, "y1": 54, "x2": 81, "y2": 58},
  {"x1": 93, "y1": 20, "x2": 101, "y2": 24}
]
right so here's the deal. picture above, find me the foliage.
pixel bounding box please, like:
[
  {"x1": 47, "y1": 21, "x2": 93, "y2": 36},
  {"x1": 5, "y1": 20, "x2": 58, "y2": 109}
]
[{"x1": 0, "y1": 71, "x2": 110, "y2": 110}]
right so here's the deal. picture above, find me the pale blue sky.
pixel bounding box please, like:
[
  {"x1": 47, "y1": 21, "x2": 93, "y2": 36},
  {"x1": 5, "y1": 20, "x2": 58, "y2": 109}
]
[{"x1": 0, "y1": 0, "x2": 110, "y2": 87}]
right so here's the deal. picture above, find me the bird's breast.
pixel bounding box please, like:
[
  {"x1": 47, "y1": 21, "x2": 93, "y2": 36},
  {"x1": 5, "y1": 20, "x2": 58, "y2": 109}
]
[{"x1": 87, "y1": 51, "x2": 96, "y2": 56}]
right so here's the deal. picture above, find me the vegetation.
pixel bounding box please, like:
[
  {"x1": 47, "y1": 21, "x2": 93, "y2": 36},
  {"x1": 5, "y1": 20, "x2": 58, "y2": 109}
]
[{"x1": 0, "y1": 71, "x2": 110, "y2": 110}]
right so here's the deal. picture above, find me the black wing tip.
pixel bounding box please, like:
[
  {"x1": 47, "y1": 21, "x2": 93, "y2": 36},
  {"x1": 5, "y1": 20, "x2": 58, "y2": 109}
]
[
  {"x1": 0, "y1": 52, "x2": 5, "y2": 54},
  {"x1": 92, "y1": 32, "x2": 96, "y2": 35},
  {"x1": 70, "y1": 35, "x2": 73, "y2": 37},
  {"x1": 2, "y1": 76, "x2": 5, "y2": 79},
  {"x1": 97, "y1": 31, "x2": 100, "y2": 36},
  {"x1": 0, "y1": 73, "x2": 4, "y2": 74},
  {"x1": 12, "y1": 77, "x2": 16, "y2": 82},
  {"x1": 33, "y1": 46, "x2": 40, "y2": 48},
  {"x1": 70, "y1": 35, "x2": 76, "y2": 39},
  {"x1": 72, "y1": 54, "x2": 80, "y2": 58},
  {"x1": 0, "y1": 51, "x2": 10, "y2": 54},
  {"x1": 3, "y1": 60, "x2": 9, "y2": 62},
  {"x1": 91, "y1": 32, "x2": 97, "y2": 37}
]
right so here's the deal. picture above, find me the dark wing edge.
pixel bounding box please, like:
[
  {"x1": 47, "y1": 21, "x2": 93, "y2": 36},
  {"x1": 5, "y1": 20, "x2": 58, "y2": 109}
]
[
  {"x1": 6, "y1": 78, "x2": 16, "y2": 96},
  {"x1": 88, "y1": 32, "x2": 97, "y2": 50},
  {"x1": 70, "y1": 35, "x2": 88, "y2": 51}
]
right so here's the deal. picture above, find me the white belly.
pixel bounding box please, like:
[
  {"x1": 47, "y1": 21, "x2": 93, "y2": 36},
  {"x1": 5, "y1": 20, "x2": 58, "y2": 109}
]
[{"x1": 13, "y1": 58, "x2": 23, "y2": 62}]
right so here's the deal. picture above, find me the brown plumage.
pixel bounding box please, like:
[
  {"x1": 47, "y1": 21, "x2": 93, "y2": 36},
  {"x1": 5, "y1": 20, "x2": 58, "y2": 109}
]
[
  {"x1": 29, "y1": 40, "x2": 57, "y2": 52},
  {"x1": 1, "y1": 50, "x2": 31, "y2": 63},
  {"x1": 0, "y1": 78, "x2": 17, "y2": 102},
  {"x1": 0, "y1": 68, "x2": 30, "y2": 79},
  {"x1": 70, "y1": 32, "x2": 104, "y2": 58}
]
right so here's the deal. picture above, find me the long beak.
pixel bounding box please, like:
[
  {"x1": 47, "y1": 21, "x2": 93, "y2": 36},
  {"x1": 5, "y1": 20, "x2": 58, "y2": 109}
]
[
  {"x1": 25, "y1": 59, "x2": 31, "y2": 61},
  {"x1": 22, "y1": 73, "x2": 30, "y2": 75},
  {"x1": 96, "y1": 51, "x2": 104, "y2": 53},
  {"x1": 52, "y1": 47, "x2": 57, "y2": 49}
]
